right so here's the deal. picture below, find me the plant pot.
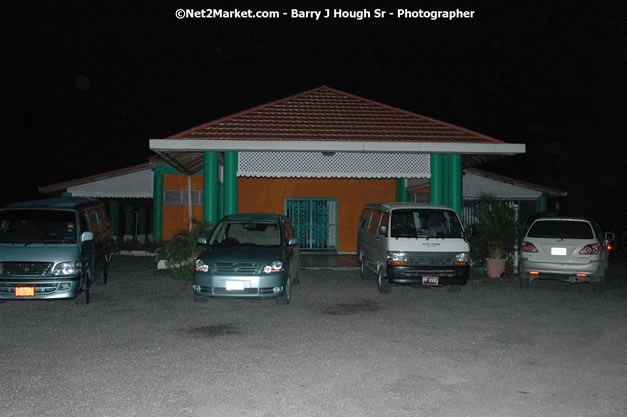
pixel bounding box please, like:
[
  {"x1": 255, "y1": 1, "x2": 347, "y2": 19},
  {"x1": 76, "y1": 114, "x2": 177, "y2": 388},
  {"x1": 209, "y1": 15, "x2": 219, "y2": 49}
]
[{"x1": 486, "y1": 258, "x2": 506, "y2": 278}]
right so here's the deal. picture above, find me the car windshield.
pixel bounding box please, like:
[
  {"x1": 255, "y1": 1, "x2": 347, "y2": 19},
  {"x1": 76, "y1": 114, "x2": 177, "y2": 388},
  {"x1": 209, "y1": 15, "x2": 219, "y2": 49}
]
[
  {"x1": 209, "y1": 221, "x2": 281, "y2": 247},
  {"x1": 390, "y1": 209, "x2": 464, "y2": 238},
  {"x1": 0, "y1": 209, "x2": 77, "y2": 244},
  {"x1": 527, "y1": 220, "x2": 594, "y2": 239}
]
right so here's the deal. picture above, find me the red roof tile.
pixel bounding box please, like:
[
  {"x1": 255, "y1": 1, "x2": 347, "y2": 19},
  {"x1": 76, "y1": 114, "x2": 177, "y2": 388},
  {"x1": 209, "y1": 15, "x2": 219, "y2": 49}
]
[{"x1": 168, "y1": 86, "x2": 505, "y2": 144}]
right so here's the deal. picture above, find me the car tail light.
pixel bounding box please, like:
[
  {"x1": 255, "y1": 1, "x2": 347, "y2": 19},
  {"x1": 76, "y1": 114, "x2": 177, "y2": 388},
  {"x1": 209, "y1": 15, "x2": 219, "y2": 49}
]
[
  {"x1": 576, "y1": 273, "x2": 588, "y2": 277},
  {"x1": 579, "y1": 244, "x2": 600, "y2": 255},
  {"x1": 529, "y1": 271, "x2": 540, "y2": 275},
  {"x1": 607, "y1": 244, "x2": 613, "y2": 251},
  {"x1": 521, "y1": 241, "x2": 538, "y2": 253}
]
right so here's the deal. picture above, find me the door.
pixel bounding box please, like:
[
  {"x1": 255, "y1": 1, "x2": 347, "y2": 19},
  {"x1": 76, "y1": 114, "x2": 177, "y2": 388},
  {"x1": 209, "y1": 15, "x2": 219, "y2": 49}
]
[{"x1": 285, "y1": 198, "x2": 337, "y2": 251}]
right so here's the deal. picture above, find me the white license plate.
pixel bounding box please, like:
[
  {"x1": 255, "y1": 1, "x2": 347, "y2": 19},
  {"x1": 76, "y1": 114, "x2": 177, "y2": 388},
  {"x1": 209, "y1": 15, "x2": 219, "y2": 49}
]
[
  {"x1": 422, "y1": 276, "x2": 439, "y2": 285},
  {"x1": 225, "y1": 281, "x2": 245, "y2": 291},
  {"x1": 551, "y1": 247, "x2": 567, "y2": 256}
]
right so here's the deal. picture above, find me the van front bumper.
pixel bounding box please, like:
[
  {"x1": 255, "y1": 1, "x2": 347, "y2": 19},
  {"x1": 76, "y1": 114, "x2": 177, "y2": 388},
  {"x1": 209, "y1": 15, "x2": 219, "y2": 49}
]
[
  {"x1": 387, "y1": 265, "x2": 469, "y2": 286},
  {"x1": 0, "y1": 276, "x2": 81, "y2": 300}
]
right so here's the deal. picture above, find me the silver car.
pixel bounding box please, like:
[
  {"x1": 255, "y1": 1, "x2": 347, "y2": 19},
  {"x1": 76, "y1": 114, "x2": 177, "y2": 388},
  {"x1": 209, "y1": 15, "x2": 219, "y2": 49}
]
[{"x1": 519, "y1": 217, "x2": 613, "y2": 292}]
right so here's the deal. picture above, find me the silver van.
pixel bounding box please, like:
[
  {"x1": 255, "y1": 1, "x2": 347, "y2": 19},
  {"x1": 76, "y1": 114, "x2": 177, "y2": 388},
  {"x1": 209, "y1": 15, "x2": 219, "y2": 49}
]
[
  {"x1": 357, "y1": 202, "x2": 470, "y2": 293},
  {"x1": 0, "y1": 198, "x2": 113, "y2": 304}
]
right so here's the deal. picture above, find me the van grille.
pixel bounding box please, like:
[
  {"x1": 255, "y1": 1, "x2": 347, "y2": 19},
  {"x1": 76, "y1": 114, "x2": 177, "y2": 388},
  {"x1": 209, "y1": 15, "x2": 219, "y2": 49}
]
[
  {"x1": 406, "y1": 253, "x2": 455, "y2": 267},
  {"x1": 214, "y1": 263, "x2": 259, "y2": 274},
  {"x1": 0, "y1": 262, "x2": 54, "y2": 276}
]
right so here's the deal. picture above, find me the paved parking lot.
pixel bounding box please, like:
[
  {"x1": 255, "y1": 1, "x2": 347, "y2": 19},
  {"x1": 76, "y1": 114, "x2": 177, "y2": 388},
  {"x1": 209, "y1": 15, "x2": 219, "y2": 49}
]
[{"x1": 1, "y1": 256, "x2": 627, "y2": 417}]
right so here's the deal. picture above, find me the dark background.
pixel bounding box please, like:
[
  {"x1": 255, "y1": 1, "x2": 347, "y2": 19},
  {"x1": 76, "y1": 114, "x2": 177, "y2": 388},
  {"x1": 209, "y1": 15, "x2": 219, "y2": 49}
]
[{"x1": 3, "y1": 1, "x2": 626, "y2": 232}]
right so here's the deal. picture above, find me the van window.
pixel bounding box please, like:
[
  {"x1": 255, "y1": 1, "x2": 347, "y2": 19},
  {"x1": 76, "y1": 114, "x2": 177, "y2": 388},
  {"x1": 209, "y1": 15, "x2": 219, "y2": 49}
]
[
  {"x1": 359, "y1": 208, "x2": 372, "y2": 231},
  {"x1": 96, "y1": 206, "x2": 110, "y2": 232},
  {"x1": 391, "y1": 209, "x2": 463, "y2": 238},
  {"x1": 87, "y1": 208, "x2": 100, "y2": 233},
  {"x1": 379, "y1": 212, "x2": 389, "y2": 235},
  {"x1": 0, "y1": 209, "x2": 77, "y2": 244},
  {"x1": 368, "y1": 210, "x2": 382, "y2": 234}
]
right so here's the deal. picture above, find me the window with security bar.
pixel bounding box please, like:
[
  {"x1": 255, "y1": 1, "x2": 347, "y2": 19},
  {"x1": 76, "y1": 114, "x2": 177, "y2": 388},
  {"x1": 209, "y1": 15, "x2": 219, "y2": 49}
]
[
  {"x1": 164, "y1": 190, "x2": 203, "y2": 206},
  {"x1": 285, "y1": 198, "x2": 338, "y2": 251}
]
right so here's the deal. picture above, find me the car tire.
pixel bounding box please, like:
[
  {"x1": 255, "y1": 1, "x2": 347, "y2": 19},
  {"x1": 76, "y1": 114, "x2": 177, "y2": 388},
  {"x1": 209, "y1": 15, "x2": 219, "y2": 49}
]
[
  {"x1": 447, "y1": 285, "x2": 461, "y2": 293},
  {"x1": 519, "y1": 273, "x2": 530, "y2": 288},
  {"x1": 193, "y1": 294, "x2": 209, "y2": 303},
  {"x1": 592, "y1": 272, "x2": 606, "y2": 294},
  {"x1": 360, "y1": 258, "x2": 369, "y2": 280},
  {"x1": 276, "y1": 276, "x2": 291, "y2": 305},
  {"x1": 377, "y1": 267, "x2": 391, "y2": 294},
  {"x1": 74, "y1": 288, "x2": 89, "y2": 305}
]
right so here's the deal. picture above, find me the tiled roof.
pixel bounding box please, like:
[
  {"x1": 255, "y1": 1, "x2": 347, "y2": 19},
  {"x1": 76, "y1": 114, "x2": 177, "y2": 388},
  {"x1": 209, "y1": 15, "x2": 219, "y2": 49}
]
[
  {"x1": 156, "y1": 86, "x2": 514, "y2": 173},
  {"x1": 169, "y1": 86, "x2": 504, "y2": 144}
]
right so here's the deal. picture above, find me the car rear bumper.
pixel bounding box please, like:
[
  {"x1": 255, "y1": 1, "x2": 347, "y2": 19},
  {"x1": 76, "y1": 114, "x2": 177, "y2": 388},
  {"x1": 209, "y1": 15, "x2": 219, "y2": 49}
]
[
  {"x1": 193, "y1": 272, "x2": 288, "y2": 299},
  {"x1": 387, "y1": 265, "x2": 469, "y2": 286},
  {"x1": 0, "y1": 277, "x2": 81, "y2": 300},
  {"x1": 520, "y1": 259, "x2": 604, "y2": 282}
]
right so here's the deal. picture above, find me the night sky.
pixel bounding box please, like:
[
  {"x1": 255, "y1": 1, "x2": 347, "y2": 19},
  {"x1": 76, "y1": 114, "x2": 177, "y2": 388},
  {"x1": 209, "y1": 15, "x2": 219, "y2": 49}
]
[{"x1": 4, "y1": 1, "x2": 626, "y2": 231}]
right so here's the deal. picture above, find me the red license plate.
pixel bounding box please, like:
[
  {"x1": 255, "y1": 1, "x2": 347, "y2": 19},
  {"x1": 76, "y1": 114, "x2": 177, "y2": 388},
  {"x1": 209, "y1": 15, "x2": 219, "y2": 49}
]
[
  {"x1": 422, "y1": 276, "x2": 439, "y2": 285},
  {"x1": 15, "y1": 286, "x2": 35, "y2": 297}
]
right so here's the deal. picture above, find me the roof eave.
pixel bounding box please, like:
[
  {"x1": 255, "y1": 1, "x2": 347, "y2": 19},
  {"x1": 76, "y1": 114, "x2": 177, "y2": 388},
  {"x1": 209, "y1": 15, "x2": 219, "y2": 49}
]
[{"x1": 150, "y1": 139, "x2": 525, "y2": 155}]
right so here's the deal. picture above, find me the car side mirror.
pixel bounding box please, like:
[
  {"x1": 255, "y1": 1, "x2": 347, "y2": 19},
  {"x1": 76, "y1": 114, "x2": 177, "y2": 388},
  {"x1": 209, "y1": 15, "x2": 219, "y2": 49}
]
[
  {"x1": 288, "y1": 237, "x2": 299, "y2": 246},
  {"x1": 197, "y1": 237, "x2": 208, "y2": 246},
  {"x1": 379, "y1": 225, "x2": 387, "y2": 236},
  {"x1": 81, "y1": 231, "x2": 94, "y2": 242},
  {"x1": 605, "y1": 232, "x2": 615, "y2": 241}
]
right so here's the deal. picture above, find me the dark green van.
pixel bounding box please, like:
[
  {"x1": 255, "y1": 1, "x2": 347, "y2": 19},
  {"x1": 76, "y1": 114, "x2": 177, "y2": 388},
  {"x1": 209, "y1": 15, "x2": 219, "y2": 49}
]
[{"x1": 0, "y1": 198, "x2": 113, "y2": 304}]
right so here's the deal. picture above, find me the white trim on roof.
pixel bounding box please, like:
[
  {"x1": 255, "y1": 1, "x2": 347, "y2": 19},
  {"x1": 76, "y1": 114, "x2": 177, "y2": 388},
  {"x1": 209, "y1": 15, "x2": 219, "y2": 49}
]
[
  {"x1": 67, "y1": 167, "x2": 153, "y2": 199},
  {"x1": 150, "y1": 139, "x2": 525, "y2": 155}
]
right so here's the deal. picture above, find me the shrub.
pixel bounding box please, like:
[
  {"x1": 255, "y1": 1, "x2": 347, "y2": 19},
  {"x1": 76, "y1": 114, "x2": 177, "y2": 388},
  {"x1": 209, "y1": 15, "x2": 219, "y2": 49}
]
[{"x1": 156, "y1": 219, "x2": 214, "y2": 281}]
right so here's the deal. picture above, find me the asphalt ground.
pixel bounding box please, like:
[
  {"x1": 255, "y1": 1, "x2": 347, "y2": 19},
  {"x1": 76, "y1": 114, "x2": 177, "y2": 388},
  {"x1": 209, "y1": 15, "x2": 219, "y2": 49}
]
[{"x1": 1, "y1": 256, "x2": 626, "y2": 417}]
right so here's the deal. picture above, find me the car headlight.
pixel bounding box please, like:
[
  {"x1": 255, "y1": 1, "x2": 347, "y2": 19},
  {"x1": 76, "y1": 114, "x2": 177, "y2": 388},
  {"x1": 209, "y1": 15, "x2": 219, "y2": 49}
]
[
  {"x1": 263, "y1": 260, "x2": 283, "y2": 273},
  {"x1": 52, "y1": 261, "x2": 81, "y2": 276},
  {"x1": 454, "y1": 252, "x2": 469, "y2": 265},
  {"x1": 195, "y1": 259, "x2": 209, "y2": 273},
  {"x1": 387, "y1": 251, "x2": 407, "y2": 265}
]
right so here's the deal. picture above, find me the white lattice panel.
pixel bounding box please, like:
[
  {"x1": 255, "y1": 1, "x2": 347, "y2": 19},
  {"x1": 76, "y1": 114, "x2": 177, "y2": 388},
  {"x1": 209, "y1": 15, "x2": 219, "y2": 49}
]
[{"x1": 238, "y1": 152, "x2": 430, "y2": 178}]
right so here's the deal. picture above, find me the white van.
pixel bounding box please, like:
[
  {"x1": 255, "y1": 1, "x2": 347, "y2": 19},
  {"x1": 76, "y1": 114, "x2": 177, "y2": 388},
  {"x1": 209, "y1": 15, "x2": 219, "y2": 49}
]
[{"x1": 357, "y1": 203, "x2": 470, "y2": 293}]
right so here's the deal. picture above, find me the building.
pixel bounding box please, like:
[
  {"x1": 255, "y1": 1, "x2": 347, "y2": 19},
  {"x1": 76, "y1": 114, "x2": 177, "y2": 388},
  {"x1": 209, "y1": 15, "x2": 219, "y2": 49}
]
[{"x1": 43, "y1": 86, "x2": 530, "y2": 253}]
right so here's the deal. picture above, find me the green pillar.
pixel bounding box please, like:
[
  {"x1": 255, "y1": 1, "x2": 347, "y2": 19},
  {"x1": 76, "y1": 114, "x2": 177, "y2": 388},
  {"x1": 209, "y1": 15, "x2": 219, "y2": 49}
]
[
  {"x1": 203, "y1": 152, "x2": 219, "y2": 225},
  {"x1": 396, "y1": 179, "x2": 409, "y2": 202},
  {"x1": 108, "y1": 200, "x2": 120, "y2": 240},
  {"x1": 537, "y1": 195, "x2": 547, "y2": 212},
  {"x1": 449, "y1": 154, "x2": 463, "y2": 217},
  {"x1": 124, "y1": 203, "x2": 134, "y2": 240},
  {"x1": 137, "y1": 206, "x2": 147, "y2": 241},
  {"x1": 442, "y1": 155, "x2": 450, "y2": 207},
  {"x1": 223, "y1": 152, "x2": 238, "y2": 216},
  {"x1": 153, "y1": 165, "x2": 165, "y2": 242},
  {"x1": 430, "y1": 154, "x2": 444, "y2": 205}
]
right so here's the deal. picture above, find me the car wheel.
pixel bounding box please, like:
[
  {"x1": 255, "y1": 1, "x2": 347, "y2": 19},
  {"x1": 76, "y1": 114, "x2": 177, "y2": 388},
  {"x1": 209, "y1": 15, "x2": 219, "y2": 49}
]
[
  {"x1": 74, "y1": 288, "x2": 89, "y2": 305},
  {"x1": 193, "y1": 294, "x2": 209, "y2": 303},
  {"x1": 447, "y1": 285, "x2": 461, "y2": 293},
  {"x1": 592, "y1": 272, "x2": 606, "y2": 294},
  {"x1": 276, "y1": 276, "x2": 291, "y2": 305},
  {"x1": 103, "y1": 258, "x2": 110, "y2": 286},
  {"x1": 360, "y1": 258, "x2": 369, "y2": 280},
  {"x1": 519, "y1": 273, "x2": 530, "y2": 288},
  {"x1": 377, "y1": 267, "x2": 391, "y2": 294}
]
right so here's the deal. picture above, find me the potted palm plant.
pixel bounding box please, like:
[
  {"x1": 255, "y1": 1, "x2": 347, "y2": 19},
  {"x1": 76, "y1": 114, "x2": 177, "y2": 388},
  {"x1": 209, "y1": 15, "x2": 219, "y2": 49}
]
[{"x1": 471, "y1": 195, "x2": 520, "y2": 278}]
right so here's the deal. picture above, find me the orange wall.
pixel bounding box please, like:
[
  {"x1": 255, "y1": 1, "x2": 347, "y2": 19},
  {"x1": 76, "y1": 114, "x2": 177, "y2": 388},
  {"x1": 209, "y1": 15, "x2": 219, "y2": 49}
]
[
  {"x1": 162, "y1": 174, "x2": 204, "y2": 240},
  {"x1": 239, "y1": 177, "x2": 396, "y2": 252}
]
